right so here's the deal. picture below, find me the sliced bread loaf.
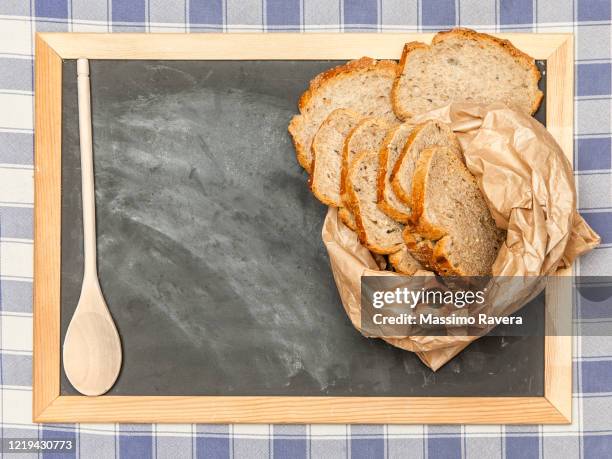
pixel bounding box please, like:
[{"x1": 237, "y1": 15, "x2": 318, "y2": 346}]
[
  {"x1": 392, "y1": 28, "x2": 543, "y2": 120},
  {"x1": 377, "y1": 122, "x2": 414, "y2": 223},
  {"x1": 390, "y1": 120, "x2": 460, "y2": 219},
  {"x1": 409, "y1": 146, "x2": 505, "y2": 276},
  {"x1": 346, "y1": 150, "x2": 404, "y2": 254},
  {"x1": 311, "y1": 109, "x2": 361, "y2": 207},
  {"x1": 388, "y1": 246, "x2": 422, "y2": 275},
  {"x1": 289, "y1": 57, "x2": 398, "y2": 173},
  {"x1": 339, "y1": 117, "x2": 393, "y2": 229}
]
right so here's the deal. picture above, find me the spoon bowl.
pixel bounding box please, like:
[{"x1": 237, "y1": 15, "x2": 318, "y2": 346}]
[{"x1": 63, "y1": 278, "x2": 122, "y2": 396}]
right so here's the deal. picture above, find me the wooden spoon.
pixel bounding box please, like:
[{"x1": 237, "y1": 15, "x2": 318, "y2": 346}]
[{"x1": 62, "y1": 59, "x2": 122, "y2": 396}]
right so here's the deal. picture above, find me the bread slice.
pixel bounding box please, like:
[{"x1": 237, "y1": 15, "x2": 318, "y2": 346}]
[
  {"x1": 346, "y1": 150, "x2": 404, "y2": 254},
  {"x1": 392, "y1": 28, "x2": 543, "y2": 120},
  {"x1": 340, "y1": 117, "x2": 393, "y2": 222},
  {"x1": 311, "y1": 109, "x2": 361, "y2": 207},
  {"x1": 338, "y1": 207, "x2": 357, "y2": 231},
  {"x1": 409, "y1": 146, "x2": 505, "y2": 276},
  {"x1": 388, "y1": 246, "x2": 422, "y2": 275},
  {"x1": 390, "y1": 120, "x2": 460, "y2": 219},
  {"x1": 377, "y1": 122, "x2": 414, "y2": 223},
  {"x1": 288, "y1": 57, "x2": 398, "y2": 173}
]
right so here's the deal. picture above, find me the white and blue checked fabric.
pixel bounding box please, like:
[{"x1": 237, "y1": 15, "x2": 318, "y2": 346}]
[{"x1": 0, "y1": 1, "x2": 611, "y2": 458}]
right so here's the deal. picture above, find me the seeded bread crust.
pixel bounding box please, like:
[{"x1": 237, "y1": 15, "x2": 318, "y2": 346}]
[
  {"x1": 310, "y1": 108, "x2": 362, "y2": 207},
  {"x1": 288, "y1": 57, "x2": 398, "y2": 173},
  {"x1": 388, "y1": 246, "x2": 422, "y2": 275},
  {"x1": 390, "y1": 120, "x2": 460, "y2": 220},
  {"x1": 409, "y1": 146, "x2": 505, "y2": 276},
  {"x1": 377, "y1": 123, "x2": 414, "y2": 223},
  {"x1": 346, "y1": 150, "x2": 404, "y2": 254},
  {"x1": 391, "y1": 28, "x2": 543, "y2": 120}
]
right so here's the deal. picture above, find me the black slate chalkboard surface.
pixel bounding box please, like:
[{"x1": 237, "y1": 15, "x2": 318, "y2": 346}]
[{"x1": 60, "y1": 60, "x2": 546, "y2": 396}]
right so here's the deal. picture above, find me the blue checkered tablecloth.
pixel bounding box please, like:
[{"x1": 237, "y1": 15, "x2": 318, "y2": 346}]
[{"x1": 0, "y1": 0, "x2": 611, "y2": 458}]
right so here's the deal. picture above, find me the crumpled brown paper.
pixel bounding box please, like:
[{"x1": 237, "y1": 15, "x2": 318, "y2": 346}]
[{"x1": 322, "y1": 102, "x2": 600, "y2": 371}]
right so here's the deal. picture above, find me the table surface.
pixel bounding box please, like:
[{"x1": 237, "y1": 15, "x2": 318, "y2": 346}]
[{"x1": 0, "y1": 1, "x2": 611, "y2": 458}]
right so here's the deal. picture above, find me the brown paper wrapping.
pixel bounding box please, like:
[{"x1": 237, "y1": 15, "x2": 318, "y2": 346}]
[{"x1": 322, "y1": 103, "x2": 600, "y2": 371}]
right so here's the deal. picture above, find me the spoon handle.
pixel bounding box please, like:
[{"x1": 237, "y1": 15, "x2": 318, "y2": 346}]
[{"x1": 77, "y1": 59, "x2": 97, "y2": 281}]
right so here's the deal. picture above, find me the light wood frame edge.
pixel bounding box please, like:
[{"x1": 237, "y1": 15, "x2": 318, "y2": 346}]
[
  {"x1": 33, "y1": 32, "x2": 574, "y2": 424},
  {"x1": 543, "y1": 33, "x2": 574, "y2": 423},
  {"x1": 33, "y1": 34, "x2": 63, "y2": 422}
]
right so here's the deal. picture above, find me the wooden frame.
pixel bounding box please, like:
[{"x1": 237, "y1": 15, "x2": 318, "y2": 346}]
[{"x1": 34, "y1": 32, "x2": 574, "y2": 424}]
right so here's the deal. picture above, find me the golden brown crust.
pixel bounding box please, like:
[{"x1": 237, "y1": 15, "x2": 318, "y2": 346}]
[
  {"x1": 402, "y1": 145, "x2": 453, "y2": 273},
  {"x1": 391, "y1": 28, "x2": 543, "y2": 120},
  {"x1": 402, "y1": 227, "x2": 435, "y2": 270},
  {"x1": 377, "y1": 198, "x2": 410, "y2": 224},
  {"x1": 410, "y1": 146, "x2": 451, "y2": 241},
  {"x1": 391, "y1": 42, "x2": 429, "y2": 120},
  {"x1": 389, "y1": 121, "x2": 428, "y2": 214},
  {"x1": 290, "y1": 57, "x2": 398, "y2": 172},
  {"x1": 376, "y1": 126, "x2": 397, "y2": 206},
  {"x1": 338, "y1": 206, "x2": 357, "y2": 231},
  {"x1": 408, "y1": 145, "x2": 432, "y2": 225},
  {"x1": 431, "y1": 236, "x2": 465, "y2": 276},
  {"x1": 297, "y1": 57, "x2": 397, "y2": 113},
  {"x1": 288, "y1": 114, "x2": 305, "y2": 167},
  {"x1": 376, "y1": 125, "x2": 412, "y2": 223}
]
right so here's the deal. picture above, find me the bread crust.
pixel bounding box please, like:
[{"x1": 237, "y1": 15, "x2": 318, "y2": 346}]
[
  {"x1": 391, "y1": 28, "x2": 543, "y2": 120},
  {"x1": 338, "y1": 206, "x2": 357, "y2": 230},
  {"x1": 390, "y1": 121, "x2": 460, "y2": 224},
  {"x1": 289, "y1": 57, "x2": 398, "y2": 173},
  {"x1": 408, "y1": 146, "x2": 447, "y2": 241},
  {"x1": 391, "y1": 41, "x2": 429, "y2": 120},
  {"x1": 376, "y1": 124, "x2": 412, "y2": 223},
  {"x1": 402, "y1": 227, "x2": 435, "y2": 270},
  {"x1": 430, "y1": 236, "x2": 466, "y2": 276},
  {"x1": 408, "y1": 145, "x2": 432, "y2": 225},
  {"x1": 389, "y1": 121, "x2": 427, "y2": 211}
]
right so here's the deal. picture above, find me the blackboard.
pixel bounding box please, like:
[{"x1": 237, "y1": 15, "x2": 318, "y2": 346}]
[{"x1": 60, "y1": 59, "x2": 547, "y2": 397}]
